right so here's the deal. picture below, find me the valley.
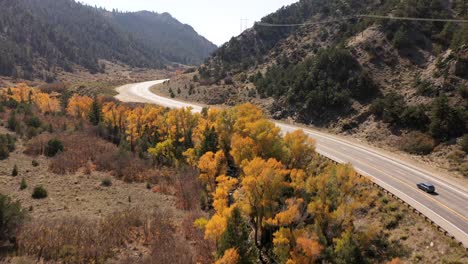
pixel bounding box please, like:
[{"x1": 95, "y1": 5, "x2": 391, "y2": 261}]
[{"x1": 0, "y1": 0, "x2": 467, "y2": 263}]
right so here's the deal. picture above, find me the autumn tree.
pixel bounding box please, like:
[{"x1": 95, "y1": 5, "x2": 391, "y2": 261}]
[
  {"x1": 215, "y1": 248, "x2": 240, "y2": 264},
  {"x1": 198, "y1": 151, "x2": 227, "y2": 194},
  {"x1": 237, "y1": 158, "x2": 289, "y2": 246},
  {"x1": 283, "y1": 130, "x2": 315, "y2": 169},
  {"x1": 230, "y1": 134, "x2": 258, "y2": 166},
  {"x1": 33, "y1": 92, "x2": 60, "y2": 113},
  {"x1": 205, "y1": 175, "x2": 237, "y2": 242},
  {"x1": 66, "y1": 94, "x2": 93, "y2": 119},
  {"x1": 148, "y1": 139, "x2": 176, "y2": 166},
  {"x1": 306, "y1": 165, "x2": 370, "y2": 248}
]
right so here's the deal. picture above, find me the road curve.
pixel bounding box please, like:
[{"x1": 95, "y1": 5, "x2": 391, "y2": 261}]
[{"x1": 116, "y1": 79, "x2": 468, "y2": 248}]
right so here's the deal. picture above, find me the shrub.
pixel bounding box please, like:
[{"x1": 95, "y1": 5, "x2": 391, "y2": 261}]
[
  {"x1": 169, "y1": 88, "x2": 175, "y2": 98},
  {"x1": 20, "y1": 178, "x2": 27, "y2": 190},
  {"x1": 101, "y1": 178, "x2": 112, "y2": 187},
  {"x1": 31, "y1": 160, "x2": 39, "y2": 167},
  {"x1": 17, "y1": 209, "x2": 149, "y2": 263},
  {"x1": 370, "y1": 92, "x2": 406, "y2": 125},
  {"x1": 461, "y1": 134, "x2": 468, "y2": 153},
  {"x1": 459, "y1": 162, "x2": 468, "y2": 177},
  {"x1": 0, "y1": 134, "x2": 15, "y2": 160},
  {"x1": 399, "y1": 132, "x2": 435, "y2": 155},
  {"x1": 429, "y1": 96, "x2": 465, "y2": 141},
  {"x1": 31, "y1": 186, "x2": 48, "y2": 199},
  {"x1": 7, "y1": 112, "x2": 18, "y2": 131},
  {"x1": 26, "y1": 116, "x2": 42, "y2": 128},
  {"x1": 45, "y1": 139, "x2": 64, "y2": 157},
  {"x1": 0, "y1": 193, "x2": 26, "y2": 242},
  {"x1": 392, "y1": 28, "x2": 413, "y2": 49},
  {"x1": 11, "y1": 164, "x2": 18, "y2": 176}
]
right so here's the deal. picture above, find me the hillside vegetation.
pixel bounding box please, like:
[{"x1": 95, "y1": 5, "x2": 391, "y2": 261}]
[
  {"x1": 163, "y1": 0, "x2": 468, "y2": 177},
  {"x1": 0, "y1": 0, "x2": 216, "y2": 80}
]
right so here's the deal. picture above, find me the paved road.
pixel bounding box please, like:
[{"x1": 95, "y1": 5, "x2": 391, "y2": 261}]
[{"x1": 116, "y1": 79, "x2": 468, "y2": 247}]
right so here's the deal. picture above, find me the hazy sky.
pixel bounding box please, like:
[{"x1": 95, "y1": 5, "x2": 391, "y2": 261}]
[{"x1": 78, "y1": 0, "x2": 298, "y2": 46}]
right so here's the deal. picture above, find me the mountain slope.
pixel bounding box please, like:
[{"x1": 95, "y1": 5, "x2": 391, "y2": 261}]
[
  {"x1": 0, "y1": 0, "x2": 216, "y2": 79},
  {"x1": 111, "y1": 11, "x2": 216, "y2": 65},
  {"x1": 162, "y1": 0, "x2": 468, "y2": 176}
]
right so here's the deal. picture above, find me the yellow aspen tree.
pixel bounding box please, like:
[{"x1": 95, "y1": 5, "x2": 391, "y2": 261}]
[
  {"x1": 237, "y1": 157, "x2": 289, "y2": 246},
  {"x1": 229, "y1": 133, "x2": 258, "y2": 166},
  {"x1": 283, "y1": 130, "x2": 316, "y2": 169},
  {"x1": 232, "y1": 103, "x2": 264, "y2": 136},
  {"x1": 215, "y1": 248, "x2": 239, "y2": 264},
  {"x1": 204, "y1": 175, "x2": 237, "y2": 242},
  {"x1": 66, "y1": 94, "x2": 93, "y2": 119},
  {"x1": 290, "y1": 235, "x2": 323, "y2": 264},
  {"x1": 244, "y1": 119, "x2": 285, "y2": 160},
  {"x1": 198, "y1": 151, "x2": 227, "y2": 194},
  {"x1": 273, "y1": 228, "x2": 293, "y2": 264},
  {"x1": 126, "y1": 106, "x2": 144, "y2": 149}
]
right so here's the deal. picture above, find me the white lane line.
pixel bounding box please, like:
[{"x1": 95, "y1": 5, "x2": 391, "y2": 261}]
[
  {"x1": 318, "y1": 145, "x2": 468, "y2": 246},
  {"x1": 277, "y1": 123, "x2": 468, "y2": 199}
]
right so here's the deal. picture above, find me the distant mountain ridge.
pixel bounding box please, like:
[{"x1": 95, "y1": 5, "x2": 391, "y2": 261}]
[
  {"x1": 110, "y1": 10, "x2": 216, "y2": 66},
  {"x1": 0, "y1": 0, "x2": 217, "y2": 80}
]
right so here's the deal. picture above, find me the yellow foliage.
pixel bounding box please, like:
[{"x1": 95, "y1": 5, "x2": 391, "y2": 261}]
[
  {"x1": 230, "y1": 133, "x2": 258, "y2": 165},
  {"x1": 183, "y1": 148, "x2": 198, "y2": 167},
  {"x1": 34, "y1": 93, "x2": 60, "y2": 113},
  {"x1": 204, "y1": 213, "x2": 228, "y2": 241},
  {"x1": 290, "y1": 169, "x2": 307, "y2": 192},
  {"x1": 284, "y1": 130, "x2": 316, "y2": 169},
  {"x1": 244, "y1": 119, "x2": 285, "y2": 160},
  {"x1": 194, "y1": 217, "x2": 209, "y2": 230},
  {"x1": 238, "y1": 157, "x2": 289, "y2": 241},
  {"x1": 212, "y1": 175, "x2": 238, "y2": 216},
  {"x1": 293, "y1": 236, "x2": 323, "y2": 262},
  {"x1": 66, "y1": 94, "x2": 93, "y2": 119},
  {"x1": 266, "y1": 198, "x2": 303, "y2": 226},
  {"x1": 198, "y1": 151, "x2": 227, "y2": 193},
  {"x1": 233, "y1": 103, "x2": 264, "y2": 136},
  {"x1": 215, "y1": 248, "x2": 240, "y2": 264},
  {"x1": 273, "y1": 228, "x2": 293, "y2": 263}
]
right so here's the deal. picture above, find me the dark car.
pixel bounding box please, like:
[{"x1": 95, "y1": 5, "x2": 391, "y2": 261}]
[{"x1": 417, "y1": 183, "x2": 435, "y2": 193}]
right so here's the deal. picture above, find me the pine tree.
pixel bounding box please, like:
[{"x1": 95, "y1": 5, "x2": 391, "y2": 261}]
[
  {"x1": 20, "y1": 178, "x2": 27, "y2": 190},
  {"x1": 217, "y1": 207, "x2": 258, "y2": 264},
  {"x1": 199, "y1": 126, "x2": 219, "y2": 156},
  {"x1": 7, "y1": 112, "x2": 17, "y2": 131},
  {"x1": 11, "y1": 164, "x2": 18, "y2": 177},
  {"x1": 88, "y1": 96, "x2": 102, "y2": 126}
]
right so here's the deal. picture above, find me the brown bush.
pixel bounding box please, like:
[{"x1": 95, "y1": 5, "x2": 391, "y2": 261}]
[
  {"x1": 181, "y1": 211, "x2": 215, "y2": 264},
  {"x1": 38, "y1": 83, "x2": 66, "y2": 94},
  {"x1": 174, "y1": 167, "x2": 203, "y2": 211},
  {"x1": 17, "y1": 209, "x2": 146, "y2": 263},
  {"x1": 146, "y1": 216, "x2": 193, "y2": 264},
  {"x1": 24, "y1": 133, "x2": 54, "y2": 156},
  {"x1": 48, "y1": 132, "x2": 117, "y2": 174},
  {"x1": 399, "y1": 131, "x2": 435, "y2": 155},
  {"x1": 94, "y1": 149, "x2": 154, "y2": 182}
]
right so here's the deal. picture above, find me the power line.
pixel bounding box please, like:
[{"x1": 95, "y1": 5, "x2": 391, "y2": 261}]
[{"x1": 255, "y1": 14, "x2": 468, "y2": 27}]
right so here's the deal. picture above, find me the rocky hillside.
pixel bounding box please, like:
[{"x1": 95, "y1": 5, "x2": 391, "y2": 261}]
[
  {"x1": 0, "y1": 0, "x2": 216, "y2": 80},
  {"x1": 161, "y1": 0, "x2": 468, "y2": 177}
]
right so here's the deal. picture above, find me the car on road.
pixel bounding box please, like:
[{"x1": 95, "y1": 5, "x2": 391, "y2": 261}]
[{"x1": 417, "y1": 183, "x2": 435, "y2": 193}]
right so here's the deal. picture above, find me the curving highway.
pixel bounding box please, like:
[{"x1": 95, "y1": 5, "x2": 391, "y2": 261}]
[{"x1": 116, "y1": 79, "x2": 468, "y2": 248}]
